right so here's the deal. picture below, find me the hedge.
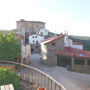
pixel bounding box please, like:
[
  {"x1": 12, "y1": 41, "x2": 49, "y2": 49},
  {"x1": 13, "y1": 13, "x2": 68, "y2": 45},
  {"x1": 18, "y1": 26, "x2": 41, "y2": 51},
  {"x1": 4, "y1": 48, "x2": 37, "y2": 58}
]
[{"x1": 0, "y1": 68, "x2": 20, "y2": 90}]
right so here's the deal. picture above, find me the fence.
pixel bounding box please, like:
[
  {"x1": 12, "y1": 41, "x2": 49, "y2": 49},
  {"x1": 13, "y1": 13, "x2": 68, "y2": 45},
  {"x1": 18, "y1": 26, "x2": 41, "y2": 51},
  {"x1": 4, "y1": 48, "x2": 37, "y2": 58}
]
[{"x1": 0, "y1": 61, "x2": 66, "y2": 90}]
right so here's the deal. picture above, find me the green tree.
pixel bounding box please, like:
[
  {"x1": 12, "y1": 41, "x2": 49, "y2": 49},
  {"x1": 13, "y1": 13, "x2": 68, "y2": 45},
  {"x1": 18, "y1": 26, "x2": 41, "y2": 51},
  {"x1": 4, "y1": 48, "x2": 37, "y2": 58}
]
[{"x1": 0, "y1": 31, "x2": 21, "y2": 61}]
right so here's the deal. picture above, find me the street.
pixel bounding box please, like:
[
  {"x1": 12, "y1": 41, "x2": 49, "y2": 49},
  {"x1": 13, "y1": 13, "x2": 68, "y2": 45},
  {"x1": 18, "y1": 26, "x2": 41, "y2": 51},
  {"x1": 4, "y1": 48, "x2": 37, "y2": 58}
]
[{"x1": 30, "y1": 53, "x2": 90, "y2": 90}]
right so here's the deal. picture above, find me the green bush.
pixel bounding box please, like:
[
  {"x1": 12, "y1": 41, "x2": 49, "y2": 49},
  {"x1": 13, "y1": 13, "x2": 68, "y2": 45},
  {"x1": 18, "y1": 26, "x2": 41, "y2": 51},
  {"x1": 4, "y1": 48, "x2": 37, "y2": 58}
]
[{"x1": 0, "y1": 68, "x2": 20, "y2": 90}]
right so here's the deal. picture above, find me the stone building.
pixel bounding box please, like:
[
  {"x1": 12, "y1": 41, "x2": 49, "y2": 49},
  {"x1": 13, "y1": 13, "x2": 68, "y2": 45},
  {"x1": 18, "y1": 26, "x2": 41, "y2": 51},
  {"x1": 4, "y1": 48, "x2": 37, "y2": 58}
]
[
  {"x1": 56, "y1": 47, "x2": 90, "y2": 73},
  {"x1": 41, "y1": 34, "x2": 65, "y2": 66},
  {"x1": 16, "y1": 19, "x2": 45, "y2": 35},
  {"x1": 21, "y1": 43, "x2": 31, "y2": 65}
]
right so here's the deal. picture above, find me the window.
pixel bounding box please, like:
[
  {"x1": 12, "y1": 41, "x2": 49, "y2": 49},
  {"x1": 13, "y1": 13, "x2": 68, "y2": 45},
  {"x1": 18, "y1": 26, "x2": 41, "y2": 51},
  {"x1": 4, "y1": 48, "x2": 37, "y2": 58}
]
[
  {"x1": 87, "y1": 60, "x2": 90, "y2": 65},
  {"x1": 74, "y1": 58, "x2": 85, "y2": 65},
  {"x1": 33, "y1": 40, "x2": 35, "y2": 43},
  {"x1": 52, "y1": 43, "x2": 56, "y2": 46},
  {"x1": 35, "y1": 36, "x2": 37, "y2": 38},
  {"x1": 36, "y1": 40, "x2": 38, "y2": 44},
  {"x1": 36, "y1": 24, "x2": 38, "y2": 28},
  {"x1": 40, "y1": 32, "x2": 43, "y2": 35},
  {"x1": 36, "y1": 45, "x2": 38, "y2": 48}
]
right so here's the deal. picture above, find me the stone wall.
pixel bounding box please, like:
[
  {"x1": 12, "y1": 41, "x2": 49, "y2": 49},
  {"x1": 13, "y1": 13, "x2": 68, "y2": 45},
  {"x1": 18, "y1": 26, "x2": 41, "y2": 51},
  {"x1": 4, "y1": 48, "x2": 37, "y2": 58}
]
[
  {"x1": 21, "y1": 44, "x2": 31, "y2": 64},
  {"x1": 47, "y1": 37, "x2": 64, "y2": 51},
  {"x1": 71, "y1": 57, "x2": 90, "y2": 73},
  {"x1": 72, "y1": 65, "x2": 90, "y2": 73},
  {"x1": 17, "y1": 20, "x2": 45, "y2": 34},
  {"x1": 41, "y1": 50, "x2": 57, "y2": 66}
]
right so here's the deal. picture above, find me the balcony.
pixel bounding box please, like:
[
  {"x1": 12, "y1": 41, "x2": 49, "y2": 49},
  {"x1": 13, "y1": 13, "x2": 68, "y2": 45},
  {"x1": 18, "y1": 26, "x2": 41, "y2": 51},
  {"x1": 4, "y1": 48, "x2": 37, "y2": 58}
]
[{"x1": 0, "y1": 61, "x2": 66, "y2": 90}]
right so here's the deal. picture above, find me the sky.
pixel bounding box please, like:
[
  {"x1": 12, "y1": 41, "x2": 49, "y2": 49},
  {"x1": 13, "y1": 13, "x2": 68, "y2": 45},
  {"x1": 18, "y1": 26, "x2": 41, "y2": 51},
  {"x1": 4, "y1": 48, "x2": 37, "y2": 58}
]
[{"x1": 0, "y1": 0, "x2": 90, "y2": 36}]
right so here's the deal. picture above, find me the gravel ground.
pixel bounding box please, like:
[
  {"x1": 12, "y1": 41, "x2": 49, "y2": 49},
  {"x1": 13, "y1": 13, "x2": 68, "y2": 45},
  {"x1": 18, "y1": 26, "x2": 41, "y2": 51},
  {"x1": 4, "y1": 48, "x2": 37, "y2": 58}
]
[{"x1": 30, "y1": 53, "x2": 90, "y2": 90}]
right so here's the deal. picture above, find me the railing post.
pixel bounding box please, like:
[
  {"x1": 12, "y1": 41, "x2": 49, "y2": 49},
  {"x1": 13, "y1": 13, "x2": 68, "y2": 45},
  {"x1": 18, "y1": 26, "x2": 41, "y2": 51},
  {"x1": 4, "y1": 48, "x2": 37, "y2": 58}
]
[
  {"x1": 26, "y1": 73, "x2": 28, "y2": 81},
  {"x1": 51, "y1": 79, "x2": 52, "y2": 90},
  {"x1": 32, "y1": 69, "x2": 33, "y2": 83},
  {"x1": 28, "y1": 72, "x2": 31, "y2": 82},
  {"x1": 38, "y1": 72, "x2": 39, "y2": 85},
  {"x1": 22, "y1": 72, "x2": 24, "y2": 80},
  {"x1": 35, "y1": 70, "x2": 36, "y2": 83},
  {"x1": 44, "y1": 75, "x2": 46, "y2": 88},
  {"x1": 55, "y1": 83, "x2": 56, "y2": 90},
  {"x1": 41, "y1": 73, "x2": 43, "y2": 87},
  {"x1": 27, "y1": 73, "x2": 29, "y2": 82},
  {"x1": 59, "y1": 86, "x2": 61, "y2": 90},
  {"x1": 47, "y1": 77, "x2": 49, "y2": 90}
]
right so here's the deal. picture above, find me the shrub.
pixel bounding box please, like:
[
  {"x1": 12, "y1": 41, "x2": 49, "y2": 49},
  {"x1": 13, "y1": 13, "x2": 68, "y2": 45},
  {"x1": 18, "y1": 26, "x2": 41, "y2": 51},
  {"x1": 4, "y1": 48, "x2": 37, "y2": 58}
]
[{"x1": 0, "y1": 68, "x2": 20, "y2": 90}]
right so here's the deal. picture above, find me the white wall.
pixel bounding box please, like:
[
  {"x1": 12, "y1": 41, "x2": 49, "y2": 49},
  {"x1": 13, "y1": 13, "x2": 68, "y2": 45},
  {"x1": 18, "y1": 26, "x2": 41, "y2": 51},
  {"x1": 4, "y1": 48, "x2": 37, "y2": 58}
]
[
  {"x1": 29, "y1": 34, "x2": 44, "y2": 44},
  {"x1": 39, "y1": 28, "x2": 48, "y2": 36},
  {"x1": 64, "y1": 35, "x2": 83, "y2": 50},
  {"x1": 71, "y1": 45, "x2": 83, "y2": 50},
  {"x1": 41, "y1": 43, "x2": 47, "y2": 60}
]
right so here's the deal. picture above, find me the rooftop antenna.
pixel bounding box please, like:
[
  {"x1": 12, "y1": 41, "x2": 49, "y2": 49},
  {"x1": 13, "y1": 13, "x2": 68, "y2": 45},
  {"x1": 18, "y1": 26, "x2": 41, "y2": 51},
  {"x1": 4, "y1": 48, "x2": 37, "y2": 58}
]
[
  {"x1": 64, "y1": 30, "x2": 66, "y2": 34},
  {"x1": 54, "y1": 29, "x2": 57, "y2": 36}
]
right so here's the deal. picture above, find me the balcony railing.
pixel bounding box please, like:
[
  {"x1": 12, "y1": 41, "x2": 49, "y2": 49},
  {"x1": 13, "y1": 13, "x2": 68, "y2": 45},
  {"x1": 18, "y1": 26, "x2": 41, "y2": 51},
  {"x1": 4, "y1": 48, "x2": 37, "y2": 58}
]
[{"x1": 0, "y1": 61, "x2": 66, "y2": 90}]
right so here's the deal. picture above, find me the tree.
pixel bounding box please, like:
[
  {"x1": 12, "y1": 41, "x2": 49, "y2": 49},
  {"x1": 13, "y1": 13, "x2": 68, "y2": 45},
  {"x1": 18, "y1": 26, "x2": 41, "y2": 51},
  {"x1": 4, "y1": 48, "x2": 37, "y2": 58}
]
[{"x1": 0, "y1": 31, "x2": 21, "y2": 61}]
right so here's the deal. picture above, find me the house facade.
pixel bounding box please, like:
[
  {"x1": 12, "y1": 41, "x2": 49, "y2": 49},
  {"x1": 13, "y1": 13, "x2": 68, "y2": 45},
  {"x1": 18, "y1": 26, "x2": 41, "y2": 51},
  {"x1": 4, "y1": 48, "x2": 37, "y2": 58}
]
[
  {"x1": 41, "y1": 34, "x2": 65, "y2": 66},
  {"x1": 64, "y1": 34, "x2": 83, "y2": 50},
  {"x1": 29, "y1": 34, "x2": 44, "y2": 44}
]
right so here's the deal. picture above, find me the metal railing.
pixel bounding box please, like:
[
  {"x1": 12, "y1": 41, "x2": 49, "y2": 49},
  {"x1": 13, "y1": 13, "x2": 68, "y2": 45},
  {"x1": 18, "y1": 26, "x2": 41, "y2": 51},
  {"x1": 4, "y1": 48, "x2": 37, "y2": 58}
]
[{"x1": 0, "y1": 61, "x2": 66, "y2": 90}]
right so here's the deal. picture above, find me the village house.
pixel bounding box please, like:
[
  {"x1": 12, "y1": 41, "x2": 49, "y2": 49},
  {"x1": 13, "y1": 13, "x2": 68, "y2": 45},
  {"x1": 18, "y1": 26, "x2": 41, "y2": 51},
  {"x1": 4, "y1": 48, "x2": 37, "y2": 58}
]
[
  {"x1": 64, "y1": 34, "x2": 83, "y2": 50},
  {"x1": 29, "y1": 29, "x2": 49, "y2": 45},
  {"x1": 41, "y1": 34, "x2": 90, "y2": 73},
  {"x1": 41, "y1": 34, "x2": 65, "y2": 66},
  {"x1": 29, "y1": 34, "x2": 44, "y2": 53}
]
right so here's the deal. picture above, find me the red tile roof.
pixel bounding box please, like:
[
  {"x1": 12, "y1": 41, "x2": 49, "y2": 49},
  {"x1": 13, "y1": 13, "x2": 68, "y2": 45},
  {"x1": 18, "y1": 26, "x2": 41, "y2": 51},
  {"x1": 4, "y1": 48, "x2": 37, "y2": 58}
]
[
  {"x1": 41, "y1": 34, "x2": 65, "y2": 45},
  {"x1": 41, "y1": 36, "x2": 56, "y2": 42},
  {"x1": 48, "y1": 47, "x2": 90, "y2": 58}
]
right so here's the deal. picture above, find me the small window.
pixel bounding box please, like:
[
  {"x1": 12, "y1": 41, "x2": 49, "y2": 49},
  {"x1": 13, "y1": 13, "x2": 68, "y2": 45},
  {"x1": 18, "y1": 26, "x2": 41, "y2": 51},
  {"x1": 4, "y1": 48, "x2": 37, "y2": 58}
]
[
  {"x1": 74, "y1": 58, "x2": 85, "y2": 65},
  {"x1": 36, "y1": 45, "x2": 38, "y2": 48},
  {"x1": 40, "y1": 32, "x2": 43, "y2": 35},
  {"x1": 87, "y1": 60, "x2": 90, "y2": 65},
  {"x1": 32, "y1": 36, "x2": 34, "y2": 38},
  {"x1": 36, "y1": 40, "x2": 38, "y2": 44},
  {"x1": 33, "y1": 40, "x2": 35, "y2": 43},
  {"x1": 52, "y1": 43, "x2": 56, "y2": 46},
  {"x1": 35, "y1": 36, "x2": 37, "y2": 38}
]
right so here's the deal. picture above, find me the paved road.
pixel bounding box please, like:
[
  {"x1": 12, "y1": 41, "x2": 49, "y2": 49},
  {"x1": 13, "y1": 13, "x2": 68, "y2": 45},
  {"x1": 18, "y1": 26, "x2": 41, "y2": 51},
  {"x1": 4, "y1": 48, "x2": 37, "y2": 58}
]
[{"x1": 30, "y1": 53, "x2": 90, "y2": 90}]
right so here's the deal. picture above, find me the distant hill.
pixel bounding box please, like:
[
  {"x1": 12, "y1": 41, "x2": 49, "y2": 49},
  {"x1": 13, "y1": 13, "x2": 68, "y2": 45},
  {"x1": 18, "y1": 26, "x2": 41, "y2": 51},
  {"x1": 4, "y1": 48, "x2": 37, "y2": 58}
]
[
  {"x1": 69, "y1": 35, "x2": 90, "y2": 40},
  {"x1": 69, "y1": 35, "x2": 90, "y2": 51}
]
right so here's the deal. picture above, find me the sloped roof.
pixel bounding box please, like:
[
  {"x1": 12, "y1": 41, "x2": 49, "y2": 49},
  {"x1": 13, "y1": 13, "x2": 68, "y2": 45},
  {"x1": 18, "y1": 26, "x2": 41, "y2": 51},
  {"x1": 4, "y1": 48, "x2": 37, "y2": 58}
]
[
  {"x1": 41, "y1": 34, "x2": 65, "y2": 45},
  {"x1": 48, "y1": 47, "x2": 90, "y2": 58},
  {"x1": 55, "y1": 47, "x2": 90, "y2": 58}
]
